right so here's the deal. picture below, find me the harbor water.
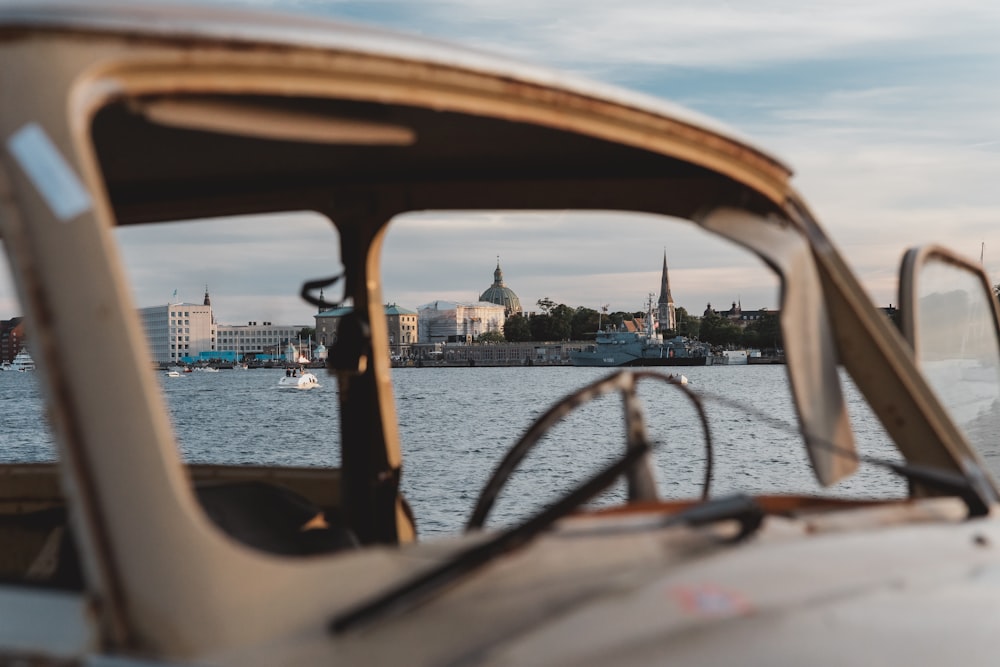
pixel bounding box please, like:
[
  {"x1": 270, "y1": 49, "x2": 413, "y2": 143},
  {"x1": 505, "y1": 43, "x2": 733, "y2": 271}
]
[{"x1": 0, "y1": 365, "x2": 906, "y2": 536}]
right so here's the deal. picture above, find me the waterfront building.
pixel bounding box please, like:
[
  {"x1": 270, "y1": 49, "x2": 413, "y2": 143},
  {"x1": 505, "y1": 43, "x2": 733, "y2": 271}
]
[
  {"x1": 315, "y1": 306, "x2": 352, "y2": 345},
  {"x1": 735, "y1": 307, "x2": 775, "y2": 326},
  {"x1": 385, "y1": 304, "x2": 418, "y2": 358},
  {"x1": 216, "y1": 322, "x2": 306, "y2": 361},
  {"x1": 138, "y1": 288, "x2": 306, "y2": 363},
  {"x1": 139, "y1": 297, "x2": 215, "y2": 364},
  {"x1": 478, "y1": 260, "x2": 523, "y2": 317},
  {"x1": 727, "y1": 300, "x2": 742, "y2": 322},
  {"x1": 0, "y1": 317, "x2": 26, "y2": 365},
  {"x1": 703, "y1": 301, "x2": 779, "y2": 328},
  {"x1": 434, "y1": 341, "x2": 574, "y2": 365},
  {"x1": 315, "y1": 304, "x2": 418, "y2": 359},
  {"x1": 657, "y1": 252, "x2": 676, "y2": 332},
  {"x1": 417, "y1": 300, "x2": 506, "y2": 344}
]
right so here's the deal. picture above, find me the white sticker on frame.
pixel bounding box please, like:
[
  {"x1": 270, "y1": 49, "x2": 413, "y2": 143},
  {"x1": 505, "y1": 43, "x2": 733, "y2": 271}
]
[{"x1": 6, "y1": 122, "x2": 93, "y2": 222}]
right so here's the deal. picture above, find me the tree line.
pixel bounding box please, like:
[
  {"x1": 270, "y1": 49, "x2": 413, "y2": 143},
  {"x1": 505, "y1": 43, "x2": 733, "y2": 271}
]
[{"x1": 477, "y1": 298, "x2": 783, "y2": 350}]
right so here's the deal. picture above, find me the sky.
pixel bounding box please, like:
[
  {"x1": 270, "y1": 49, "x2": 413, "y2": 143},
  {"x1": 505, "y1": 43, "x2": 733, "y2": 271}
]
[{"x1": 4, "y1": 0, "x2": 1000, "y2": 325}]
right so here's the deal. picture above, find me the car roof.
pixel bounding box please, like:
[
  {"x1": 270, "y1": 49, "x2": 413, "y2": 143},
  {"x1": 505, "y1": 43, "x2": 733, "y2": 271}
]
[{"x1": 0, "y1": 0, "x2": 791, "y2": 178}]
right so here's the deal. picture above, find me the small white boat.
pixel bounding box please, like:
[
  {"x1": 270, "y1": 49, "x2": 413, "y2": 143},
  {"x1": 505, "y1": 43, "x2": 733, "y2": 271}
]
[
  {"x1": 164, "y1": 371, "x2": 180, "y2": 378},
  {"x1": 278, "y1": 367, "x2": 319, "y2": 390}
]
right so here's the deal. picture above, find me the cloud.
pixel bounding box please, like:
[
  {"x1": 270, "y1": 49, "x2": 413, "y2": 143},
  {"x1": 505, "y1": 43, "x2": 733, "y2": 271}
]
[
  {"x1": 5, "y1": 0, "x2": 1000, "y2": 326},
  {"x1": 114, "y1": 212, "x2": 341, "y2": 325},
  {"x1": 743, "y1": 74, "x2": 1000, "y2": 302},
  {"x1": 382, "y1": 211, "x2": 777, "y2": 313},
  {"x1": 251, "y1": 1, "x2": 1000, "y2": 71}
]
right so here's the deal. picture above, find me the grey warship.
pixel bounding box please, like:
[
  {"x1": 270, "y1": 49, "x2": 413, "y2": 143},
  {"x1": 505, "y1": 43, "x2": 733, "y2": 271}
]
[
  {"x1": 570, "y1": 329, "x2": 713, "y2": 367},
  {"x1": 570, "y1": 301, "x2": 713, "y2": 367}
]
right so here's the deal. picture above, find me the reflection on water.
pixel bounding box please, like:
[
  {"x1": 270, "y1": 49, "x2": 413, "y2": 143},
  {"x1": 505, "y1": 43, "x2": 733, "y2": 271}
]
[{"x1": 394, "y1": 365, "x2": 904, "y2": 534}]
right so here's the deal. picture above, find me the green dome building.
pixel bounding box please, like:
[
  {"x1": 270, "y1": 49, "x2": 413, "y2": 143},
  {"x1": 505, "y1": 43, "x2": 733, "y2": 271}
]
[{"x1": 479, "y1": 260, "x2": 522, "y2": 317}]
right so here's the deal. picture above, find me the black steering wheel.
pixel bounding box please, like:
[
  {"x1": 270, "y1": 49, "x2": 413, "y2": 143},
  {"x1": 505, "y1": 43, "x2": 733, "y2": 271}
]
[{"x1": 466, "y1": 370, "x2": 713, "y2": 531}]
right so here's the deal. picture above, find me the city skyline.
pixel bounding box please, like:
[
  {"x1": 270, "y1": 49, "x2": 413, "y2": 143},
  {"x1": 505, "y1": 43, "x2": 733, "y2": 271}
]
[
  {"x1": 3, "y1": 1, "x2": 998, "y2": 321},
  {"x1": 2, "y1": 211, "x2": 779, "y2": 325}
]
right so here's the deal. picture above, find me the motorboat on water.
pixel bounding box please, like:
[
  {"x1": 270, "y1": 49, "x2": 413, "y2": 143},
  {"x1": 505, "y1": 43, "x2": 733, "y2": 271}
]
[
  {"x1": 278, "y1": 367, "x2": 320, "y2": 390},
  {"x1": 3, "y1": 5, "x2": 1000, "y2": 666},
  {"x1": 2, "y1": 348, "x2": 35, "y2": 372}
]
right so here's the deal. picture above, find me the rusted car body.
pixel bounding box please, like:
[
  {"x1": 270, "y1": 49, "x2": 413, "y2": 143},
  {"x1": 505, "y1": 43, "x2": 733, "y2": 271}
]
[{"x1": 2, "y1": 3, "x2": 1000, "y2": 665}]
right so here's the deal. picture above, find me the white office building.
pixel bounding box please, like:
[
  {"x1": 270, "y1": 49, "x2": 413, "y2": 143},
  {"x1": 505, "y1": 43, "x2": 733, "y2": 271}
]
[
  {"x1": 139, "y1": 301, "x2": 215, "y2": 364},
  {"x1": 216, "y1": 322, "x2": 307, "y2": 360},
  {"x1": 139, "y1": 289, "x2": 307, "y2": 364},
  {"x1": 417, "y1": 300, "x2": 506, "y2": 344}
]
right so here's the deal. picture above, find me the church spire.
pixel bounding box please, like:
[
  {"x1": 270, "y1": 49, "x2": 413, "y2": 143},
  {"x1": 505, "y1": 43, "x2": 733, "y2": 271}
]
[
  {"x1": 659, "y1": 251, "x2": 673, "y2": 304},
  {"x1": 204, "y1": 285, "x2": 215, "y2": 325},
  {"x1": 657, "y1": 251, "x2": 676, "y2": 332}
]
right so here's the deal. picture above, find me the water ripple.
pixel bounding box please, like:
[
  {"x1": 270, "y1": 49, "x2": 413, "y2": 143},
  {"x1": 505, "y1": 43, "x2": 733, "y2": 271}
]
[{"x1": 1, "y1": 365, "x2": 907, "y2": 536}]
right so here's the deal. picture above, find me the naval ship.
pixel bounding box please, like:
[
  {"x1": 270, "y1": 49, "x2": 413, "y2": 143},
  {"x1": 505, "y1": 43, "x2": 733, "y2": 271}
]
[{"x1": 570, "y1": 306, "x2": 713, "y2": 367}]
